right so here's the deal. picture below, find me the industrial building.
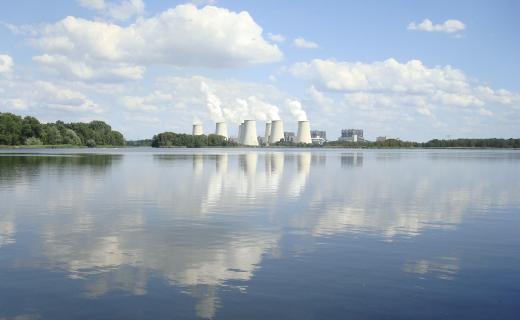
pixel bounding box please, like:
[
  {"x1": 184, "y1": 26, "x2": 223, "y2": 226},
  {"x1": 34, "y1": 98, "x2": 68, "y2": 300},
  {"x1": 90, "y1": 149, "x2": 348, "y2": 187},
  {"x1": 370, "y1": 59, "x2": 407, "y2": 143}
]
[
  {"x1": 284, "y1": 132, "x2": 295, "y2": 143},
  {"x1": 311, "y1": 130, "x2": 327, "y2": 145},
  {"x1": 339, "y1": 129, "x2": 364, "y2": 142}
]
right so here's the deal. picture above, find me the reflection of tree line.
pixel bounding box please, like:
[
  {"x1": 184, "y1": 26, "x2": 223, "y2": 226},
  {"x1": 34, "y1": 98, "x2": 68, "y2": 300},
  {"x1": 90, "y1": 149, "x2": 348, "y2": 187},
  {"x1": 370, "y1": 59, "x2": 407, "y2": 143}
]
[{"x1": 0, "y1": 154, "x2": 122, "y2": 184}]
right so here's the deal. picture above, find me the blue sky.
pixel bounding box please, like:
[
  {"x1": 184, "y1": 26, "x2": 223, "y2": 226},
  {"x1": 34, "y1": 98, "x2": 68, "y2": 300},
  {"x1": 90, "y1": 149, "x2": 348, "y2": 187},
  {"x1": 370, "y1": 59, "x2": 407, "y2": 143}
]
[{"x1": 0, "y1": 0, "x2": 519, "y2": 140}]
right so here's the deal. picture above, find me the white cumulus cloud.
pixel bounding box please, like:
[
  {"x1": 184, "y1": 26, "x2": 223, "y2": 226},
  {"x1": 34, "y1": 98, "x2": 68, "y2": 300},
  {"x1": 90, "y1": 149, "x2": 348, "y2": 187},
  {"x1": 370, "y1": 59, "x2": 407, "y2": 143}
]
[
  {"x1": 407, "y1": 19, "x2": 465, "y2": 33},
  {"x1": 293, "y1": 37, "x2": 318, "y2": 49},
  {"x1": 30, "y1": 4, "x2": 282, "y2": 81},
  {"x1": 0, "y1": 54, "x2": 13, "y2": 74},
  {"x1": 268, "y1": 33, "x2": 285, "y2": 43},
  {"x1": 293, "y1": 58, "x2": 520, "y2": 138}
]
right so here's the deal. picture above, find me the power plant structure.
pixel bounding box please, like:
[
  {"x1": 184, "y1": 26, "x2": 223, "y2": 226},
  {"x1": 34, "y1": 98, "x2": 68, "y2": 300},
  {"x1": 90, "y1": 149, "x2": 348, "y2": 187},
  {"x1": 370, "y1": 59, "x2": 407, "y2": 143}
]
[
  {"x1": 242, "y1": 120, "x2": 259, "y2": 146},
  {"x1": 237, "y1": 122, "x2": 245, "y2": 144},
  {"x1": 296, "y1": 120, "x2": 312, "y2": 144},
  {"x1": 269, "y1": 120, "x2": 284, "y2": 144},
  {"x1": 208, "y1": 118, "x2": 313, "y2": 146},
  {"x1": 192, "y1": 123, "x2": 203, "y2": 136},
  {"x1": 264, "y1": 122, "x2": 272, "y2": 146},
  {"x1": 215, "y1": 122, "x2": 228, "y2": 139}
]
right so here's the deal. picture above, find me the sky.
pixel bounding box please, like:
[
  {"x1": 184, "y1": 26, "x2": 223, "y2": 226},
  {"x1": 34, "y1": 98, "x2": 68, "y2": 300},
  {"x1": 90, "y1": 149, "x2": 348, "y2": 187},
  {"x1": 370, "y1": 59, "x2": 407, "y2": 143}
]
[{"x1": 0, "y1": 0, "x2": 519, "y2": 141}]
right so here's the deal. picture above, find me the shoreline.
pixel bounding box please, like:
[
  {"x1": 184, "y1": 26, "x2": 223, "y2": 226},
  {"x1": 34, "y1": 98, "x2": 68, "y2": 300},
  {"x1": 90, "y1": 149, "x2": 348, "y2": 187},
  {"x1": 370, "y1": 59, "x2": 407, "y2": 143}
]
[{"x1": 1, "y1": 145, "x2": 519, "y2": 150}]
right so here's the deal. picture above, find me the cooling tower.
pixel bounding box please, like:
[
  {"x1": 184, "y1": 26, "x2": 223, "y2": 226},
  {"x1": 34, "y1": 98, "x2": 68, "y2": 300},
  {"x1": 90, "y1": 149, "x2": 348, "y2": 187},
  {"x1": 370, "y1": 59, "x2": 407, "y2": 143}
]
[
  {"x1": 192, "y1": 124, "x2": 203, "y2": 135},
  {"x1": 215, "y1": 122, "x2": 228, "y2": 138},
  {"x1": 238, "y1": 122, "x2": 244, "y2": 144},
  {"x1": 242, "y1": 120, "x2": 259, "y2": 146},
  {"x1": 296, "y1": 120, "x2": 312, "y2": 144},
  {"x1": 269, "y1": 120, "x2": 284, "y2": 144},
  {"x1": 264, "y1": 122, "x2": 272, "y2": 145}
]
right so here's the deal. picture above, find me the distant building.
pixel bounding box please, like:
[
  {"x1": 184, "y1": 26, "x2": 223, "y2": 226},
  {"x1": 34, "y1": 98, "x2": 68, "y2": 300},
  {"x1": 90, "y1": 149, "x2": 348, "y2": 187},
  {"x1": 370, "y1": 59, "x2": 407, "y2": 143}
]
[
  {"x1": 311, "y1": 130, "x2": 327, "y2": 145},
  {"x1": 311, "y1": 130, "x2": 326, "y2": 140},
  {"x1": 284, "y1": 131, "x2": 295, "y2": 143},
  {"x1": 339, "y1": 129, "x2": 364, "y2": 142},
  {"x1": 376, "y1": 136, "x2": 387, "y2": 142}
]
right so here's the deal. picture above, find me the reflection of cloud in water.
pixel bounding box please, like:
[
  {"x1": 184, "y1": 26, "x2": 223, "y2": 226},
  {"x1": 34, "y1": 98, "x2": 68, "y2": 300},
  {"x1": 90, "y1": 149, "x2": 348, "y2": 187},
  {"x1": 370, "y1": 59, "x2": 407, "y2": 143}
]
[
  {"x1": 403, "y1": 257, "x2": 460, "y2": 280},
  {"x1": 2, "y1": 150, "x2": 520, "y2": 318},
  {"x1": 305, "y1": 153, "x2": 520, "y2": 238},
  {"x1": 0, "y1": 214, "x2": 15, "y2": 247}
]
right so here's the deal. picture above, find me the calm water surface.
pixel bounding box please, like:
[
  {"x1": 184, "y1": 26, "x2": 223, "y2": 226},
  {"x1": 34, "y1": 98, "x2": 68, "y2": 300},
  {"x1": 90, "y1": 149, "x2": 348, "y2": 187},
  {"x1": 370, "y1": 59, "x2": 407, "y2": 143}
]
[{"x1": 0, "y1": 148, "x2": 519, "y2": 319}]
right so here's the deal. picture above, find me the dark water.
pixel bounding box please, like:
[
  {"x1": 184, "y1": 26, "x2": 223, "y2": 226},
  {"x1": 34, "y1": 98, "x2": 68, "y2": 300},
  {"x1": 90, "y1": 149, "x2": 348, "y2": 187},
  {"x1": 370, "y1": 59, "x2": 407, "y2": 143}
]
[{"x1": 0, "y1": 148, "x2": 519, "y2": 319}]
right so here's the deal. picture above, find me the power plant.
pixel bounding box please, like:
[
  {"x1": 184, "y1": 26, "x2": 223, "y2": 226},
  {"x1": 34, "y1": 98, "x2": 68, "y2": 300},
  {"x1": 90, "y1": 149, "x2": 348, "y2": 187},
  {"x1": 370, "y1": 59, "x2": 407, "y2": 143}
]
[
  {"x1": 215, "y1": 122, "x2": 228, "y2": 139},
  {"x1": 269, "y1": 120, "x2": 284, "y2": 144},
  {"x1": 192, "y1": 123, "x2": 203, "y2": 136},
  {"x1": 201, "y1": 118, "x2": 314, "y2": 146},
  {"x1": 242, "y1": 120, "x2": 259, "y2": 146},
  {"x1": 296, "y1": 120, "x2": 312, "y2": 144}
]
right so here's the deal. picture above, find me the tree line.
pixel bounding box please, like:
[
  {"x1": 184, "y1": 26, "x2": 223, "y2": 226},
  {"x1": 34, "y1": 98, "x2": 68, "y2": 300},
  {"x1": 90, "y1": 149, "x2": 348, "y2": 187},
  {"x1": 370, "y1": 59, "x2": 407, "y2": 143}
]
[
  {"x1": 151, "y1": 132, "x2": 236, "y2": 148},
  {"x1": 326, "y1": 138, "x2": 520, "y2": 148},
  {"x1": 0, "y1": 112, "x2": 125, "y2": 147}
]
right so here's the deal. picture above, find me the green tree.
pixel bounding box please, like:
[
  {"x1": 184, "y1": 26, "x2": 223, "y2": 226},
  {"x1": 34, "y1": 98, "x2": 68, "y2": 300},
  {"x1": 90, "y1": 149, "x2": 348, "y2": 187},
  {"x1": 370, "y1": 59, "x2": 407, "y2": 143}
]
[
  {"x1": 42, "y1": 125, "x2": 63, "y2": 145},
  {"x1": 0, "y1": 113, "x2": 23, "y2": 145},
  {"x1": 25, "y1": 137, "x2": 43, "y2": 145},
  {"x1": 62, "y1": 129, "x2": 82, "y2": 145}
]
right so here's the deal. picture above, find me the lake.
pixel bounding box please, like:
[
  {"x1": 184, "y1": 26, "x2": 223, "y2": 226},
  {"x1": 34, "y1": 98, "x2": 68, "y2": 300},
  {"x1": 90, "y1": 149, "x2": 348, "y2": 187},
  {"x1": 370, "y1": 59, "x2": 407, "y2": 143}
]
[{"x1": 0, "y1": 148, "x2": 519, "y2": 319}]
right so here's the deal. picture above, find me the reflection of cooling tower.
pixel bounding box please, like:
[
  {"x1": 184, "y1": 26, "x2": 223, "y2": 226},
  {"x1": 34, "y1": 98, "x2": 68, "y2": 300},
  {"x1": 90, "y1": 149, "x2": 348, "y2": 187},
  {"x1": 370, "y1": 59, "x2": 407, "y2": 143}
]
[
  {"x1": 297, "y1": 152, "x2": 312, "y2": 173},
  {"x1": 242, "y1": 120, "x2": 259, "y2": 146},
  {"x1": 269, "y1": 120, "x2": 284, "y2": 144},
  {"x1": 215, "y1": 154, "x2": 228, "y2": 173},
  {"x1": 215, "y1": 122, "x2": 228, "y2": 138},
  {"x1": 264, "y1": 122, "x2": 272, "y2": 145},
  {"x1": 192, "y1": 124, "x2": 203, "y2": 135},
  {"x1": 296, "y1": 120, "x2": 312, "y2": 144},
  {"x1": 193, "y1": 154, "x2": 204, "y2": 175}
]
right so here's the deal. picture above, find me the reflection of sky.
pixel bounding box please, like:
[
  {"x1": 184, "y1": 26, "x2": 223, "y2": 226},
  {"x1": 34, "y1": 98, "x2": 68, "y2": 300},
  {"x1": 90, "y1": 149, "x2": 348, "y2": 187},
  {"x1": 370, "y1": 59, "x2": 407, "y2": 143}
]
[{"x1": 0, "y1": 150, "x2": 519, "y2": 319}]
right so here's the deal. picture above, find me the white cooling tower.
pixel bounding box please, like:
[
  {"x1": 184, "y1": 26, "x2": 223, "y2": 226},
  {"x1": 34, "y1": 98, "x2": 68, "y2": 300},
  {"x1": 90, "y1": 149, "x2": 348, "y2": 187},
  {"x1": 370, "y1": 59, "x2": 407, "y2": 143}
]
[
  {"x1": 264, "y1": 122, "x2": 272, "y2": 145},
  {"x1": 269, "y1": 120, "x2": 284, "y2": 144},
  {"x1": 193, "y1": 124, "x2": 203, "y2": 135},
  {"x1": 215, "y1": 122, "x2": 228, "y2": 138},
  {"x1": 296, "y1": 120, "x2": 312, "y2": 144},
  {"x1": 242, "y1": 120, "x2": 259, "y2": 146}
]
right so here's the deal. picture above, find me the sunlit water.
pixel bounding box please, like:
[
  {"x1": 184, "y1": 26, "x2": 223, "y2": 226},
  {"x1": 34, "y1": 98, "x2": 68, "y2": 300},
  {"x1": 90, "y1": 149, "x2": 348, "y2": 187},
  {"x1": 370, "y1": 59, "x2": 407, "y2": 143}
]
[{"x1": 0, "y1": 148, "x2": 519, "y2": 319}]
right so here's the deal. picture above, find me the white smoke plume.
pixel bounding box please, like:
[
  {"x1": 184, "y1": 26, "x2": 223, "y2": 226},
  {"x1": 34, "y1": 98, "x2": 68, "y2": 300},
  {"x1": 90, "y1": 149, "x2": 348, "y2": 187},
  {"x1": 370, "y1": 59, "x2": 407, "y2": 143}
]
[
  {"x1": 221, "y1": 97, "x2": 280, "y2": 124},
  {"x1": 193, "y1": 115, "x2": 202, "y2": 125},
  {"x1": 287, "y1": 99, "x2": 307, "y2": 121},
  {"x1": 200, "y1": 84, "x2": 280, "y2": 124},
  {"x1": 200, "y1": 82, "x2": 224, "y2": 122}
]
